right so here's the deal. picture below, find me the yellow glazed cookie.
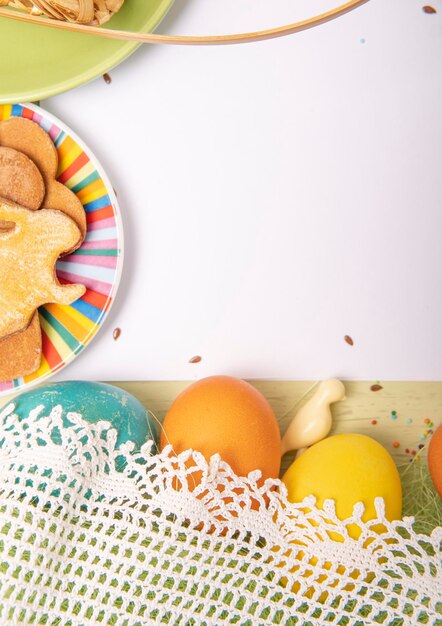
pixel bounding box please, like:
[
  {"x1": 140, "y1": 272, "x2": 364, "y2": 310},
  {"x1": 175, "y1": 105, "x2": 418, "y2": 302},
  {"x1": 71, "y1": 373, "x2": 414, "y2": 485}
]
[{"x1": 0, "y1": 199, "x2": 85, "y2": 338}]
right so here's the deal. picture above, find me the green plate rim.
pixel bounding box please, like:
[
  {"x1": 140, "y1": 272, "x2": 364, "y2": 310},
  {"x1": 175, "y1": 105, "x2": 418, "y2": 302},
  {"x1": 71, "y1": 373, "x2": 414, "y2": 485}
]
[{"x1": 0, "y1": 0, "x2": 174, "y2": 104}]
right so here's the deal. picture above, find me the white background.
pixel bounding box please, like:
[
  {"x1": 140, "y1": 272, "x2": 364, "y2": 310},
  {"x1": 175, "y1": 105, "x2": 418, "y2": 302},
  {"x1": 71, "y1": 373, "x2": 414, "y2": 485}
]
[{"x1": 46, "y1": 0, "x2": 442, "y2": 382}]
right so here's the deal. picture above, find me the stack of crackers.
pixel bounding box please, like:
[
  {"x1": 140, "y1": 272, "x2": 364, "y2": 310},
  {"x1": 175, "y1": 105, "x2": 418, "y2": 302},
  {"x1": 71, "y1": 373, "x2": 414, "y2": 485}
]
[{"x1": 0, "y1": 118, "x2": 86, "y2": 382}]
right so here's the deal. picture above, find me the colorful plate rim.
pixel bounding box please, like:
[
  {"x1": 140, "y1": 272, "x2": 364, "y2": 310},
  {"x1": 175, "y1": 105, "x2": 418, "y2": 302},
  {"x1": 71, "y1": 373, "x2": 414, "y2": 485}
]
[
  {"x1": 0, "y1": 102, "x2": 124, "y2": 398},
  {"x1": 0, "y1": 0, "x2": 174, "y2": 104}
]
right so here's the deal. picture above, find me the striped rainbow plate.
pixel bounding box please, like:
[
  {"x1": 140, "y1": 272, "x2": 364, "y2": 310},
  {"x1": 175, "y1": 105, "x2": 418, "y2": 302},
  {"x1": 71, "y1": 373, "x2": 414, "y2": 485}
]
[{"x1": 0, "y1": 103, "x2": 123, "y2": 397}]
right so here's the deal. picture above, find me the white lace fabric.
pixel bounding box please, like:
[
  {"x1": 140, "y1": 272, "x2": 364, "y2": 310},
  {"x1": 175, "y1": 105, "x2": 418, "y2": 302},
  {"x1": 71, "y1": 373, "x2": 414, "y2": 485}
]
[{"x1": 0, "y1": 402, "x2": 440, "y2": 625}]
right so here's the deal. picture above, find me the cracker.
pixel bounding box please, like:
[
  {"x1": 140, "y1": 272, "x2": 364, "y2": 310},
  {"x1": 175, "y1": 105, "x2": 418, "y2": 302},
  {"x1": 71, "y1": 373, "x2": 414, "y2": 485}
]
[
  {"x1": 0, "y1": 117, "x2": 86, "y2": 248},
  {"x1": 0, "y1": 199, "x2": 85, "y2": 338},
  {"x1": 0, "y1": 312, "x2": 41, "y2": 382},
  {"x1": 0, "y1": 146, "x2": 45, "y2": 210}
]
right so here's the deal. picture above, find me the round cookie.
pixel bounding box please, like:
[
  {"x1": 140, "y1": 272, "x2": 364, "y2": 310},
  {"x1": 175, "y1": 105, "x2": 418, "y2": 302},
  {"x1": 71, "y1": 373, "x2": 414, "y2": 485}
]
[
  {"x1": 0, "y1": 311, "x2": 41, "y2": 382},
  {"x1": 0, "y1": 146, "x2": 45, "y2": 210},
  {"x1": 1, "y1": 381, "x2": 158, "y2": 470},
  {"x1": 0, "y1": 117, "x2": 58, "y2": 180}
]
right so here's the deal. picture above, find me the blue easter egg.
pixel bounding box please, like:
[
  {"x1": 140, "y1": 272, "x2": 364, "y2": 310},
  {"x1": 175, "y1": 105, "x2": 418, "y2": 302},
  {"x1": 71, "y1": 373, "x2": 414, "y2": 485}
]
[{"x1": 1, "y1": 381, "x2": 157, "y2": 464}]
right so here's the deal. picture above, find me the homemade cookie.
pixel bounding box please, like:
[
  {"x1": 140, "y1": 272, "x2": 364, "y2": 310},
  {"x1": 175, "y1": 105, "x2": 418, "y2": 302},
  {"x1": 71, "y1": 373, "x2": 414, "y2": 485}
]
[
  {"x1": 0, "y1": 312, "x2": 41, "y2": 382},
  {"x1": 0, "y1": 117, "x2": 87, "y2": 248},
  {"x1": 0, "y1": 146, "x2": 45, "y2": 210},
  {"x1": 0, "y1": 117, "x2": 58, "y2": 177},
  {"x1": 0, "y1": 199, "x2": 85, "y2": 338}
]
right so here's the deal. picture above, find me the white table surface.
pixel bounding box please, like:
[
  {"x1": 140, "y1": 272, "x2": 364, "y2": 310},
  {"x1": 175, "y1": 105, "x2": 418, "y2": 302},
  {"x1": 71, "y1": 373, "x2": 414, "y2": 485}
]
[{"x1": 44, "y1": 0, "x2": 442, "y2": 382}]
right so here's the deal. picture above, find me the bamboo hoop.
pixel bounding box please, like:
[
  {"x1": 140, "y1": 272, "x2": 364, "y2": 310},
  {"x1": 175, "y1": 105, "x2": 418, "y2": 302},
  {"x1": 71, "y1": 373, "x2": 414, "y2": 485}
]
[{"x1": 0, "y1": 0, "x2": 370, "y2": 46}]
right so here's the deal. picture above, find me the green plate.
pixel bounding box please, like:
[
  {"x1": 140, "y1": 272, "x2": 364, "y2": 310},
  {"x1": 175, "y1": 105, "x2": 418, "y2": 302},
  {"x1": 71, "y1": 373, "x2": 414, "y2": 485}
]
[{"x1": 0, "y1": 0, "x2": 174, "y2": 104}]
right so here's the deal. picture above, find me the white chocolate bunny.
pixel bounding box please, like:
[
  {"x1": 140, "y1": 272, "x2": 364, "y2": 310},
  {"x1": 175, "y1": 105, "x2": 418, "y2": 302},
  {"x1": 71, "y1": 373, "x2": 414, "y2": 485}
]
[{"x1": 281, "y1": 379, "x2": 346, "y2": 455}]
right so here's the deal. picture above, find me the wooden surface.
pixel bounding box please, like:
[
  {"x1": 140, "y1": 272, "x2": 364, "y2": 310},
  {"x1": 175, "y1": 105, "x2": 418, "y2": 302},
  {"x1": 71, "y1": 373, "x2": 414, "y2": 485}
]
[
  {"x1": 112, "y1": 380, "x2": 442, "y2": 475},
  {"x1": 1, "y1": 379, "x2": 440, "y2": 475}
]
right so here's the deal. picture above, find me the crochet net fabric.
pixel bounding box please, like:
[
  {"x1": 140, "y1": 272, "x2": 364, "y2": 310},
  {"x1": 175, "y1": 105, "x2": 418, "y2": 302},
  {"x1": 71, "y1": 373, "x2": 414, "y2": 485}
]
[{"x1": 0, "y1": 402, "x2": 441, "y2": 626}]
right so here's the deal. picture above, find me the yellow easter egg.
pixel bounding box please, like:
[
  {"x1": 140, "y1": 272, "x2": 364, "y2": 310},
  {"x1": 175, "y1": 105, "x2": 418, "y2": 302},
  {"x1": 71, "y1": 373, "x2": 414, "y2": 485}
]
[{"x1": 282, "y1": 433, "x2": 402, "y2": 538}]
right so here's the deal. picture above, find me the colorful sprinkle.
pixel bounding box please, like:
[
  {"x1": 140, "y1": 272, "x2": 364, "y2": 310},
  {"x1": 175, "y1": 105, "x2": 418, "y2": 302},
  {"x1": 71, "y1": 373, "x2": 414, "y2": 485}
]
[
  {"x1": 405, "y1": 448, "x2": 410, "y2": 454},
  {"x1": 406, "y1": 418, "x2": 413, "y2": 425},
  {"x1": 418, "y1": 444, "x2": 424, "y2": 449},
  {"x1": 420, "y1": 434, "x2": 426, "y2": 440},
  {"x1": 424, "y1": 430, "x2": 429, "y2": 436},
  {"x1": 370, "y1": 384, "x2": 383, "y2": 392},
  {"x1": 411, "y1": 450, "x2": 416, "y2": 456},
  {"x1": 424, "y1": 418, "x2": 430, "y2": 424},
  {"x1": 344, "y1": 335, "x2": 354, "y2": 346},
  {"x1": 415, "y1": 455, "x2": 420, "y2": 461},
  {"x1": 391, "y1": 412, "x2": 398, "y2": 420},
  {"x1": 371, "y1": 419, "x2": 377, "y2": 425},
  {"x1": 393, "y1": 441, "x2": 400, "y2": 448}
]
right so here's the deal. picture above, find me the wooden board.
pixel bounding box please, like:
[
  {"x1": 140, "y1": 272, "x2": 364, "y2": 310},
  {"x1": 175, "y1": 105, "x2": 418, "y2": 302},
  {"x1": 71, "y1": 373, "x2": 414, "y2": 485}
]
[
  {"x1": 111, "y1": 381, "x2": 442, "y2": 475},
  {"x1": 2, "y1": 380, "x2": 439, "y2": 474}
]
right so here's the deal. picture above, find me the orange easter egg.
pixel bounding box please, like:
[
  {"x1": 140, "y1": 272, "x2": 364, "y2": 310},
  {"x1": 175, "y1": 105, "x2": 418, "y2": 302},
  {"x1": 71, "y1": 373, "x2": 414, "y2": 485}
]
[
  {"x1": 160, "y1": 376, "x2": 281, "y2": 480},
  {"x1": 428, "y1": 425, "x2": 442, "y2": 498}
]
